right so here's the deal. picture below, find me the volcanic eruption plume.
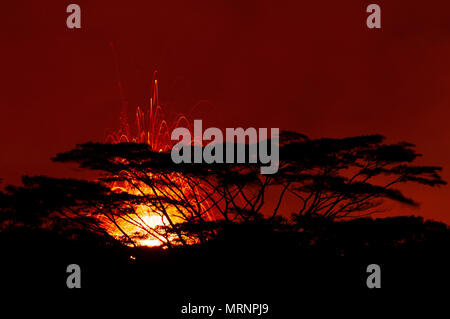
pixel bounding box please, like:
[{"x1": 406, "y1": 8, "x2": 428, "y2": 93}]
[{"x1": 103, "y1": 71, "x2": 217, "y2": 247}]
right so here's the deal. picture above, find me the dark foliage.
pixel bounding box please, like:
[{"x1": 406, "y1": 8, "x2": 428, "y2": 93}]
[{"x1": 23, "y1": 131, "x2": 443, "y2": 245}]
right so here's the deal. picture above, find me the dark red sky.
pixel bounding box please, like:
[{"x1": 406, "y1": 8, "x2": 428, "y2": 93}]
[{"x1": 1, "y1": 1, "x2": 449, "y2": 223}]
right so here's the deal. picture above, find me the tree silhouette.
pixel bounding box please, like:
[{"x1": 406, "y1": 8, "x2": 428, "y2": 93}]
[
  {"x1": 22, "y1": 130, "x2": 441, "y2": 246},
  {"x1": 277, "y1": 133, "x2": 446, "y2": 223}
]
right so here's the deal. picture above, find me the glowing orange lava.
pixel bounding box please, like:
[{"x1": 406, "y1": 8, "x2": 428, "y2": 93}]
[{"x1": 104, "y1": 71, "x2": 214, "y2": 247}]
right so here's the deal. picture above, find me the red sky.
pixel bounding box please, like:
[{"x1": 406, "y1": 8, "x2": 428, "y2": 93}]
[{"x1": 1, "y1": 0, "x2": 449, "y2": 223}]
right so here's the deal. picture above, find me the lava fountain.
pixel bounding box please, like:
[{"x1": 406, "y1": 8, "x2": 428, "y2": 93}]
[{"x1": 103, "y1": 71, "x2": 216, "y2": 247}]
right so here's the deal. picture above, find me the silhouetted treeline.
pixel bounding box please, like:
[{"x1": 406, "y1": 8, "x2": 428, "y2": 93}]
[
  {"x1": 1, "y1": 131, "x2": 445, "y2": 247},
  {"x1": 0, "y1": 131, "x2": 448, "y2": 314}
]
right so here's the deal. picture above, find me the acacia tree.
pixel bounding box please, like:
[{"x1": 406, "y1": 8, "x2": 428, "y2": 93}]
[
  {"x1": 51, "y1": 142, "x2": 267, "y2": 246},
  {"x1": 276, "y1": 133, "x2": 446, "y2": 222}
]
